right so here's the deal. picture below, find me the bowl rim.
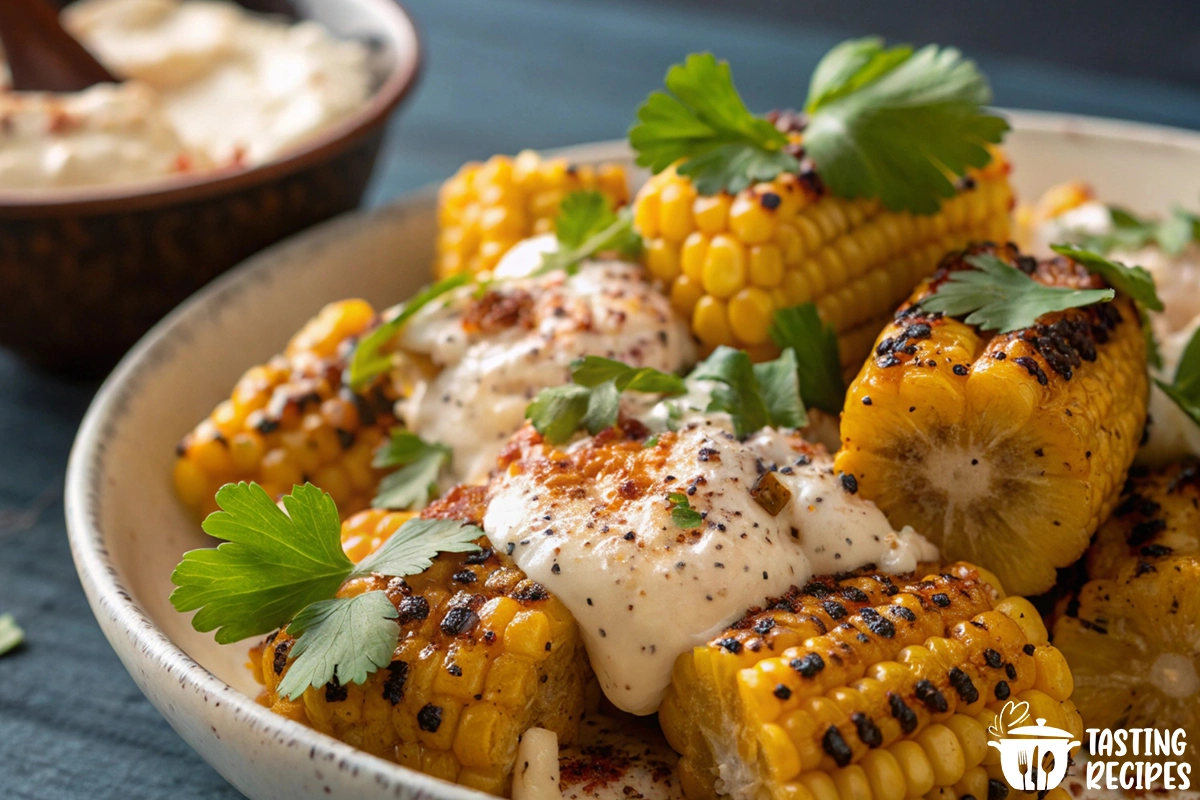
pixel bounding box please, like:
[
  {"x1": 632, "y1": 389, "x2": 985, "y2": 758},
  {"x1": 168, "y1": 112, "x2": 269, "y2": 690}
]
[
  {"x1": 0, "y1": 0, "x2": 423, "y2": 214},
  {"x1": 63, "y1": 110, "x2": 1200, "y2": 799}
]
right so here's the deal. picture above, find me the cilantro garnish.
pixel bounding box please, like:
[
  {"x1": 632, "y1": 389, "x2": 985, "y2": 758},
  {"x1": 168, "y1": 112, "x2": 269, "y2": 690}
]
[
  {"x1": 538, "y1": 191, "x2": 643, "y2": 275},
  {"x1": 667, "y1": 492, "x2": 703, "y2": 529},
  {"x1": 919, "y1": 253, "x2": 1114, "y2": 333},
  {"x1": 171, "y1": 483, "x2": 481, "y2": 697},
  {"x1": 769, "y1": 303, "x2": 845, "y2": 414},
  {"x1": 1050, "y1": 244, "x2": 1163, "y2": 312},
  {"x1": 1076, "y1": 204, "x2": 1200, "y2": 257},
  {"x1": 629, "y1": 41, "x2": 1007, "y2": 212},
  {"x1": 0, "y1": 613, "x2": 23, "y2": 656},
  {"x1": 689, "y1": 347, "x2": 806, "y2": 437},
  {"x1": 630, "y1": 53, "x2": 798, "y2": 195},
  {"x1": 526, "y1": 356, "x2": 686, "y2": 444},
  {"x1": 1154, "y1": 327, "x2": 1200, "y2": 431},
  {"x1": 372, "y1": 431, "x2": 452, "y2": 511},
  {"x1": 346, "y1": 274, "x2": 469, "y2": 391}
]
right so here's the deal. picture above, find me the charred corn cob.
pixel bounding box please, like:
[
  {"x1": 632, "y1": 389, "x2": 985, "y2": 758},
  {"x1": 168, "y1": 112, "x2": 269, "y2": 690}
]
[
  {"x1": 1052, "y1": 556, "x2": 1199, "y2": 771},
  {"x1": 836, "y1": 243, "x2": 1149, "y2": 596},
  {"x1": 436, "y1": 151, "x2": 630, "y2": 278},
  {"x1": 660, "y1": 564, "x2": 1080, "y2": 800},
  {"x1": 632, "y1": 131, "x2": 1012, "y2": 362},
  {"x1": 173, "y1": 300, "x2": 398, "y2": 519},
  {"x1": 1086, "y1": 460, "x2": 1200, "y2": 580},
  {"x1": 253, "y1": 488, "x2": 591, "y2": 796}
]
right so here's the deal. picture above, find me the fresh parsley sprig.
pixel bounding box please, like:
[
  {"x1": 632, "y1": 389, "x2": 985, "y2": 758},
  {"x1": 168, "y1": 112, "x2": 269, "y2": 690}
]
[
  {"x1": 919, "y1": 253, "x2": 1114, "y2": 333},
  {"x1": 1049, "y1": 244, "x2": 1163, "y2": 311},
  {"x1": 170, "y1": 482, "x2": 481, "y2": 698},
  {"x1": 629, "y1": 41, "x2": 1007, "y2": 212},
  {"x1": 1076, "y1": 204, "x2": 1200, "y2": 257},
  {"x1": 372, "y1": 431, "x2": 452, "y2": 511},
  {"x1": 667, "y1": 492, "x2": 703, "y2": 529},
  {"x1": 346, "y1": 274, "x2": 469, "y2": 391},
  {"x1": 1154, "y1": 327, "x2": 1200, "y2": 431},
  {"x1": 689, "y1": 346, "x2": 806, "y2": 437},
  {"x1": 538, "y1": 191, "x2": 642, "y2": 275},
  {"x1": 769, "y1": 303, "x2": 845, "y2": 414},
  {"x1": 526, "y1": 356, "x2": 686, "y2": 444}
]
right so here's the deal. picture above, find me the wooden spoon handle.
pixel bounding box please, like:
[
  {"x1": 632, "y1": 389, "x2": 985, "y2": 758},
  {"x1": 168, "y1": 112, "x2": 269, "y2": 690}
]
[{"x1": 0, "y1": 0, "x2": 117, "y2": 92}]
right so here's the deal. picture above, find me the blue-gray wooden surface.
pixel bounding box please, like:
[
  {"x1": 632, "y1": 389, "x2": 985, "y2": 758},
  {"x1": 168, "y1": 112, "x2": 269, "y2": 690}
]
[{"x1": 3, "y1": 0, "x2": 1200, "y2": 797}]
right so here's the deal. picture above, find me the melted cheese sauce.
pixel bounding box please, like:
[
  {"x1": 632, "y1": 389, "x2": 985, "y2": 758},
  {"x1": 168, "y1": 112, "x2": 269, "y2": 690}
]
[
  {"x1": 483, "y1": 417, "x2": 937, "y2": 714},
  {"x1": 397, "y1": 261, "x2": 697, "y2": 485}
]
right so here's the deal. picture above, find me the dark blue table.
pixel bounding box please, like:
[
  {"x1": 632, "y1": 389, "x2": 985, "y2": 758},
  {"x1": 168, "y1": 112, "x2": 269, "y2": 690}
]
[{"x1": 4, "y1": 1, "x2": 1200, "y2": 797}]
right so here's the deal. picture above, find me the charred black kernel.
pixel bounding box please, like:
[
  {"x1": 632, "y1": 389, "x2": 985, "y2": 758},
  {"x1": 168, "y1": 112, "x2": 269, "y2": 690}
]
[
  {"x1": 840, "y1": 473, "x2": 858, "y2": 494},
  {"x1": 335, "y1": 428, "x2": 356, "y2": 450},
  {"x1": 1005, "y1": 663, "x2": 1017, "y2": 680},
  {"x1": 823, "y1": 601, "x2": 848, "y2": 620},
  {"x1": 716, "y1": 638, "x2": 742, "y2": 654},
  {"x1": 856, "y1": 633, "x2": 871, "y2": 644},
  {"x1": 760, "y1": 192, "x2": 782, "y2": 210},
  {"x1": 1141, "y1": 543, "x2": 1173, "y2": 557},
  {"x1": 452, "y1": 570, "x2": 478, "y2": 584},
  {"x1": 440, "y1": 606, "x2": 479, "y2": 636},
  {"x1": 397, "y1": 596, "x2": 431, "y2": 623},
  {"x1": 446, "y1": 663, "x2": 462, "y2": 677},
  {"x1": 931, "y1": 593, "x2": 951, "y2": 608},
  {"x1": 948, "y1": 668, "x2": 980, "y2": 703},
  {"x1": 512, "y1": 580, "x2": 550, "y2": 602},
  {"x1": 753, "y1": 617, "x2": 776, "y2": 635},
  {"x1": 994, "y1": 680, "x2": 1011, "y2": 700},
  {"x1": 464, "y1": 548, "x2": 493, "y2": 565},
  {"x1": 988, "y1": 779, "x2": 1010, "y2": 800},
  {"x1": 417, "y1": 704, "x2": 443, "y2": 732},
  {"x1": 1116, "y1": 492, "x2": 1160, "y2": 518},
  {"x1": 324, "y1": 676, "x2": 348, "y2": 703},
  {"x1": 791, "y1": 653, "x2": 825, "y2": 678},
  {"x1": 852, "y1": 712, "x2": 883, "y2": 748},
  {"x1": 256, "y1": 417, "x2": 280, "y2": 434},
  {"x1": 877, "y1": 354, "x2": 901, "y2": 368},
  {"x1": 914, "y1": 680, "x2": 948, "y2": 712},
  {"x1": 860, "y1": 608, "x2": 896, "y2": 638},
  {"x1": 773, "y1": 684, "x2": 792, "y2": 700},
  {"x1": 888, "y1": 693, "x2": 918, "y2": 733},
  {"x1": 889, "y1": 605, "x2": 917, "y2": 623},
  {"x1": 1135, "y1": 561, "x2": 1158, "y2": 576},
  {"x1": 983, "y1": 648, "x2": 1003, "y2": 668},
  {"x1": 382, "y1": 661, "x2": 408, "y2": 705},
  {"x1": 841, "y1": 586, "x2": 869, "y2": 604},
  {"x1": 1013, "y1": 356, "x2": 1049, "y2": 385},
  {"x1": 953, "y1": 364, "x2": 969, "y2": 376},
  {"x1": 1023, "y1": 644, "x2": 1036, "y2": 656},
  {"x1": 822, "y1": 726, "x2": 853, "y2": 767},
  {"x1": 272, "y1": 640, "x2": 291, "y2": 675},
  {"x1": 802, "y1": 581, "x2": 831, "y2": 598}
]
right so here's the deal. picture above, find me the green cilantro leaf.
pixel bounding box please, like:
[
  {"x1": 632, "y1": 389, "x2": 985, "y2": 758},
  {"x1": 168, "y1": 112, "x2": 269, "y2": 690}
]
[
  {"x1": 919, "y1": 253, "x2": 1114, "y2": 334},
  {"x1": 352, "y1": 518, "x2": 482, "y2": 580},
  {"x1": 1078, "y1": 204, "x2": 1200, "y2": 257},
  {"x1": 275, "y1": 591, "x2": 399, "y2": 701},
  {"x1": 538, "y1": 191, "x2": 642, "y2": 275},
  {"x1": 769, "y1": 303, "x2": 845, "y2": 414},
  {"x1": 667, "y1": 492, "x2": 704, "y2": 529},
  {"x1": 803, "y1": 42, "x2": 1009, "y2": 214},
  {"x1": 1050, "y1": 244, "x2": 1163, "y2": 312},
  {"x1": 371, "y1": 431, "x2": 453, "y2": 511},
  {"x1": 1141, "y1": 306, "x2": 1164, "y2": 371},
  {"x1": 0, "y1": 613, "x2": 23, "y2": 656},
  {"x1": 629, "y1": 53, "x2": 798, "y2": 195},
  {"x1": 526, "y1": 357, "x2": 686, "y2": 444},
  {"x1": 1154, "y1": 326, "x2": 1200, "y2": 430},
  {"x1": 689, "y1": 346, "x2": 807, "y2": 437},
  {"x1": 346, "y1": 274, "x2": 469, "y2": 391},
  {"x1": 171, "y1": 483, "x2": 353, "y2": 644}
]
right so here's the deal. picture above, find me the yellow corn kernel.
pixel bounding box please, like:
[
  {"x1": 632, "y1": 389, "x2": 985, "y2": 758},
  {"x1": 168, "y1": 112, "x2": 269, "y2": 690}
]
[
  {"x1": 861, "y1": 749, "x2": 907, "y2": 800},
  {"x1": 692, "y1": 296, "x2": 735, "y2": 348},
  {"x1": 917, "y1": 724, "x2": 966, "y2": 787},
  {"x1": 728, "y1": 287, "x2": 776, "y2": 346},
  {"x1": 762, "y1": 723, "x2": 802, "y2": 782},
  {"x1": 173, "y1": 459, "x2": 210, "y2": 508},
  {"x1": 670, "y1": 275, "x2": 705, "y2": 317},
  {"x1": 190, "y1": 434, "x2": 234, "y2": 477},
  {"x1": 891, "y1": 740, "x2": 936, "y2": 798},
  {"x1": 505, "y1": 610, "x2": 552, "y2": 661},
  {"x1": 635, "y1": 190, "x2": 661, "y2": 240},
  {"x1": 944, "y1": 714, "x2": 988, "y2": 769},
  {"x1": 646, "y1": 238, "x2": 682, "y2": 283},
  {"x1": 659, "y1": 180, "x2": 697, "y2": 243},
  {"x1": 955, "y1": 766, "x2": 989, "y2": 800},
  {"x1": 749, "y1": 243, "x2": 785, "y2": 288},
  {"x1": 681, "y1": 232, "x2": 710, "y2": 281},
  {"x1": 797, "y1": 772, "x2": 840, "y2": 800},
  {"x1": 694, "y1": 193, "x2": 732, "y2": 235},
  {"x1": 1031, "y1": 646, "x2": 1073, "y2": 701},
  {"x1": 730, "y1": 194, "x2": 779, "y2": 244},
  {"x1": 833, "y1": 765, "x2": 873, "y2": 800},
  {"x1": 702, "y1": 234, "x2": 748, "y2": 298},
  {"x1": 994, "y1": 597, "x2": 1049, "y2": 645}
]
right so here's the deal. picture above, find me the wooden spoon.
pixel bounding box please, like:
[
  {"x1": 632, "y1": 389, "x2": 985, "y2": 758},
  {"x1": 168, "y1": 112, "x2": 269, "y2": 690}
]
[{"x1": 0, "y1": 0, "x2": 117, "y2": 92}]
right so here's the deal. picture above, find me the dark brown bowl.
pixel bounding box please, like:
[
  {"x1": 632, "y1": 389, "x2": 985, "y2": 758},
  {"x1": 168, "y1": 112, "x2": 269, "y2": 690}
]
[{"x1": 0, "y1": 0, "x2": 421, "y2": 376}]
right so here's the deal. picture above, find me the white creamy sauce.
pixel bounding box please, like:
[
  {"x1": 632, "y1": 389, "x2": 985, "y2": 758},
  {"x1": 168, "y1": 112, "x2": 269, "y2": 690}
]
[
  {"x1": 0, "y1": 0, "x2": 372, "y2": 191},
  {"x1": 482, "y1": 416, "x2": 938, "y2": 714},
  {"x1": 397, "y1": 261, "x2": 697, "y2": 485}
]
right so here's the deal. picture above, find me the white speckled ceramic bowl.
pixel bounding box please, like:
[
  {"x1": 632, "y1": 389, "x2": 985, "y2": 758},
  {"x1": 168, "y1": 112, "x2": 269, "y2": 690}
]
[{"x1": 65, "y1": 115, "x2": 1200, "y2": 800}]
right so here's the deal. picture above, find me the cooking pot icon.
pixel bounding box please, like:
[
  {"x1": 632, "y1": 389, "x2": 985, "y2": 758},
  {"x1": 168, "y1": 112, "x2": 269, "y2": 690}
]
[{"x1": 988, "y1": 718, "x2": 1081, "y2": 791}]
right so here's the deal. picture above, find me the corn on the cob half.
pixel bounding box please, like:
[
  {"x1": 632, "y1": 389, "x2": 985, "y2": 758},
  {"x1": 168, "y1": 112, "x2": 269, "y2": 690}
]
[
  {"x1": 632, "y1": 132, "x2": 1012, "y2": 367},
  {"x1": 173, "y1": 300, "x2": 398, "y2": 520},
  {"x1": 660, "y1": 563, "x2": 1079, "y2": 800},
  {"x1": 252, "y1": 487, "x2": 591, "y2": 797},
  {"x1": 836, "y1": 243, "x2": 1149, "y2": 596},
  {"x1": 436, "y1": 151, "x2": 630, "y2": 279}
]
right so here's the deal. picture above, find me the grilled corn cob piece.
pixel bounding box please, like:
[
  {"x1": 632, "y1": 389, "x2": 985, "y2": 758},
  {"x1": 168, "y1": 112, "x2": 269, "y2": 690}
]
[
  {"x1": 253, "y1": 487, "x2": 591, "y2": 796},
  {"x1": 660, "y1": 564, "x2": 1079, "y2": 800},
  {"x1": 173, "y1": 300, "x2": 398, "y2": 519},
  {"x1": 1085, "y1": 460, "x2": 1200, "y2": 580},
  {"x1": 436, "y1": 151, "x2": 630, "y2": 278},
  {"x1": 836, "y1": 243, "x2": 1149, "y2": 596},
  {"x1": 1052, "y1": 555, "x2": 1199, "y2": 772},
  {"x1": 633, "y1": 134, "x2": 1012, "y2": 361}
]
